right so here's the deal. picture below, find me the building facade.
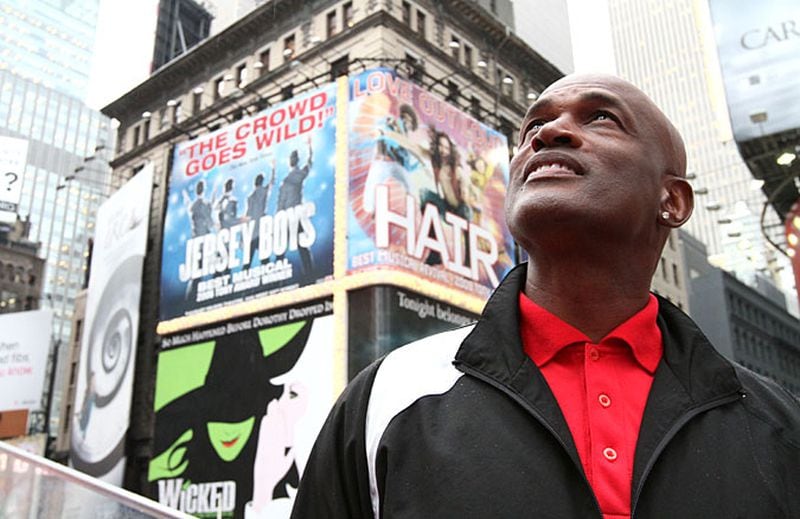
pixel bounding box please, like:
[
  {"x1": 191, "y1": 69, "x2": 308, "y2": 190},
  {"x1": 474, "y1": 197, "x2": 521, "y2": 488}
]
[
  {"x1": 0, "y1": 216, "x2": 44, "y2": 314},
  {"x1": 690, "y1": 265, "x2": 800, "y2": 395},
  {"x1": 101, "y1": 0, "x2": 562, "y2": 505},
  {"x1": 0, "y1": 0, "x2": 100, "y2": 102},
  {"x1": 684, "y1": 227, "x2": 800, "y2": 394}
]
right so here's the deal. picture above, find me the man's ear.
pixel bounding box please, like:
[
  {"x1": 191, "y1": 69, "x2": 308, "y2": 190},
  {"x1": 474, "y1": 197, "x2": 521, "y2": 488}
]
[{"x1": 659, "y1": 177, "x2": 694, "y2": 227}]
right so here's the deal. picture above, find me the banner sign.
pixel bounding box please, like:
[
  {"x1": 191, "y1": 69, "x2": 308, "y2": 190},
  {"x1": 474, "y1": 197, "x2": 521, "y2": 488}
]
[
  {"x1": 0, "y1": 309, "x2": 52, "y2": 412},
  {"x1": 149, "y1": 299, "x2": 335, "y2": 518},
  {"x1": 70, "y1": 166, "x2": 153, "y2": 485},
  {"x1": 347, "y1": 285, "x2": 478, "y2": 377},
  {"x1": 708, "y1": 0, "x2": 800, "y2": 141},
  {"x1": 347, "y1": 68, "x2": 514, "y2": 298},
  {"x1": 159, "y1": 84, "x2": 337, "y2": 322},
  {"x1": 0, "y1": 137, "x2": 29, "y2": 224}
]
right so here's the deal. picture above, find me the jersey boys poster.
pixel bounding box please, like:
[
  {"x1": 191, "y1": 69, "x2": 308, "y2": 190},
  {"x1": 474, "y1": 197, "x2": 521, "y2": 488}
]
[
  {"x1": 160, "y1": 84, "x2": 337, "y2": 321},
  {"x1": 347, "y1": 69, "x2": 514, "y2": 298},
  {"x1": 149, "y1": 299, "x2": 335, "y2": 518}
]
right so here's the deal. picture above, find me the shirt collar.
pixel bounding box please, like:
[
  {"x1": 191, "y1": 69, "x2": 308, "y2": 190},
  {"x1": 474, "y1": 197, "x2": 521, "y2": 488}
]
[{"x1": 518, "y1": 293, "x2": 662, "y2": 374}]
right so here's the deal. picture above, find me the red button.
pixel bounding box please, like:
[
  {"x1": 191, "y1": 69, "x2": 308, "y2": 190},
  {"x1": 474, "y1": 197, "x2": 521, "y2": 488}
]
[
  {"x1": 589, "y1": 348, "x2": 600, "y2": 361},
  {"x1": 598, "y1": 394, "x2": 611, "y2": 407},
  {"x1": 603, "y1": 447, "x2": 618, "y2": 461}
]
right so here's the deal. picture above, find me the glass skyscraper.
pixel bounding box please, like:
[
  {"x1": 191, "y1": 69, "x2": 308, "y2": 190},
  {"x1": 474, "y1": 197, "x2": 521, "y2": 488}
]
[{"x1": 0, "y1": 0, "x2": 114, "y2": 434}]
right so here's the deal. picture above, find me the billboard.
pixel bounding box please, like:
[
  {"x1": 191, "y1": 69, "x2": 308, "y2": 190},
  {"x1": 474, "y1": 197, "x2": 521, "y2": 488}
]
[
  {"x1": 70, "y1": 166, "x2": 153, "y2": 484},
  {"x1": 708, "y1": 0, "x2": 800, "y2": 141},
  {"x1": 160, "y1": 84, "x2": 337, "y2": 322},
  {"x1": 0, "y1": 137, "x2": 29, "y2": 225},
  {"x1": 347, "y1": 69, "x2": 514, "y2": 299},
  {"x1": 0, "y1": 309, "x2": 53, "y2": 412},
  {"x1": 149, "y1": 299, "x2": 334, "y2": 518},
  {"x1": 348, "y1": 285, "x2": 478, "y2": 377}
]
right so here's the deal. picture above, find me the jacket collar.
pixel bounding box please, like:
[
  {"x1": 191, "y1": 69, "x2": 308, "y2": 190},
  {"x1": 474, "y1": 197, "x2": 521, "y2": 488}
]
[{"x1": 456, "y1": 263, "x2": 743, "y2": 476}]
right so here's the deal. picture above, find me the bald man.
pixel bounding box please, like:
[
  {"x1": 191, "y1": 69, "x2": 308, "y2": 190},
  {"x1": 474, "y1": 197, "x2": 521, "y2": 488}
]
[{"x1": 291, "y1": 75, "x2": 799, "y2": 518}]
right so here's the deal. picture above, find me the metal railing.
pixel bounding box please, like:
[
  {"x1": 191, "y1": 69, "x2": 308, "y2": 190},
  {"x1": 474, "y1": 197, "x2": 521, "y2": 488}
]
[{"x1": 0, "y1": 440, "x2": 191, "y2": 519}]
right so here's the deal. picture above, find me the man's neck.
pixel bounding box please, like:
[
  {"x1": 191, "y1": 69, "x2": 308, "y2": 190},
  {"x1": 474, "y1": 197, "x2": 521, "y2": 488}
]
[{"x1": 522, "y1": 253, "x2": 654, "y2": 343}]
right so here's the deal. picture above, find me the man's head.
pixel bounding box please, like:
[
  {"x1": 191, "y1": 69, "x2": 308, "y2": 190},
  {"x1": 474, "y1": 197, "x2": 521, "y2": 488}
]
[
  {"x1": 254, "y1": 173, "x2": 264, "y2": 187},
  {"x1": 196, "y1": 180, "x2": 205, "y2": 196},
  {"x1": 224, "y1": 178, "x2": 234, "y2": 193},
  {"x1": 505, "y1": 73, "x2": 693, "y2": 266},
  {"x1": 290, "y1": 150, "x2": 299, "y2": 167}
]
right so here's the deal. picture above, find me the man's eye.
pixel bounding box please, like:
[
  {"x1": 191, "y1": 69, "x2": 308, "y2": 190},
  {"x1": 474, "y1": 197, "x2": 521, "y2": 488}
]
[
  {"x1": 591, "y1": 111, "x2": 616, "y2": 123},
  {"x1": 520, "y1": 120, "x2": 545, "y2": 142}
]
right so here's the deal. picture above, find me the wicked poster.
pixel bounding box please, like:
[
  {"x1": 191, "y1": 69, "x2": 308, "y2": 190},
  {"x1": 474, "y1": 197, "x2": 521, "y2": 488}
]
[
  {"x1": 149, "y1": 298, "x2": 334, "y2": 518},
  {"x1": 347, "y1": 68, "x2": 514, "y2": 299},
  {"x1": 159, "y1": 84, "x2": 337, "y2": 322}
]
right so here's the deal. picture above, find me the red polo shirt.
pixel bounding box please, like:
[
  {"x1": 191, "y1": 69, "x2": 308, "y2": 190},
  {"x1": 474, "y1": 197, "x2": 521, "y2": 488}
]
[{"x1": 519, "y1": 293, "x2": 662, "y2": 519}]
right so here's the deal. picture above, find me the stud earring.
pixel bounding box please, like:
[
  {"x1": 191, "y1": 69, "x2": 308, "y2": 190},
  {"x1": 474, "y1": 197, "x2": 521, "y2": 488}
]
[{"x1": 661, "y1": 211, "x2": 670, "y2": 220}]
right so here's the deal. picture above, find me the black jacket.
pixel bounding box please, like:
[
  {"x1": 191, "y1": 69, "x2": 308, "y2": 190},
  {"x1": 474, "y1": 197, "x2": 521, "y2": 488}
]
[{"x1": 292, "y1": 265, "x2": 800, "y2": 518}]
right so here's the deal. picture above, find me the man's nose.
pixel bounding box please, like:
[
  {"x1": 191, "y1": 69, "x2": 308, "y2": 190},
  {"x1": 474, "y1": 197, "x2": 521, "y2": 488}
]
[{"x1": 531, "y1": 117, "x2": 581, "y2": 152}]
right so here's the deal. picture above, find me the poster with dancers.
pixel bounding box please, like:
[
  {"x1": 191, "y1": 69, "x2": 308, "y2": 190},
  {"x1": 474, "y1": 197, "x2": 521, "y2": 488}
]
[{"x1": 347, "y1": 68, "x2": 514, "y2": 298}]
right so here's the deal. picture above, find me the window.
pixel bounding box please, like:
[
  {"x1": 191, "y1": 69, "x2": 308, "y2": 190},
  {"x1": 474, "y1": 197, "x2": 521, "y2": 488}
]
[
  {"x1": 661, "y1": 257, "x2": 667, "y2": 279},
  {"x1": 237, "y1": 64, "x2": 247, "y2": 87},
  {"x1": 402, "y1": 1, "x2": 411, "y2": 24},
  {"x1": 132, "y1": 126, "x2": 140, "y2": 147},
  {"x1": 259, "y1": 49, "x2": 270, "y2": 76},
  {"x1": 464, "y1": 44, "x2": 473, "y2": 68},
  {"x1": 343, "y1": 2, "x2": 353, "y2": 28},
  {"x1": 672, "y1": 264, "x2": 680, "y2": 287},
  {"x1": 214, "y1": 77, "x2": 224, "y2": 100},
  {"x1": 405, "y1": 53, "x2": 424, "y2": 84},
  {"x1": 470, "y1": 96, "x2": 481, "y2": 120},
  {"x1": 450, "y1": 36, "x2": 460, "y2": 60},
  {"x1": 171, "y1": 99, "x2": 183, "y2": 123},
  {"x1": 284, "y1": 35, "x2": 295, "y2": 62},
  {"x1": 446, "y1": 81, "x2": 458, "y2": 103},
  {"x1": 330, "y1": 55, "x2": 349, "y2": 81},
  {"x1": 193, "y1": 89, "x2": 202, "y2": 114},
  {"x1": 282, "y1": 84, "x2": 294, "y2": 100},
  {"x1": 327, "y1": 10, "x2": 337, "y2": 37},
  {"x1": 416, "y1": 11, "x2": 426, "y2": 38}
]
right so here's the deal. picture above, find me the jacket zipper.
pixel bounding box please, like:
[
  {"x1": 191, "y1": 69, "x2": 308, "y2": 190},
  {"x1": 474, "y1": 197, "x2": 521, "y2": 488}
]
[
  {"x1": 630, "y1": 391, "x2": 742, "y2": 517},
  {"x1": 454, "y1": 361, "x2": 604, "y2": 518}
]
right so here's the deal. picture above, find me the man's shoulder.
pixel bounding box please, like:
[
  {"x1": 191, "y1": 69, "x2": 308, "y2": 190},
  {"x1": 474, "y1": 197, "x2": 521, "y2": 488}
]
[
  {"x1": 733, "y1": 364, "x2": 800, "y2": 448},
  {"x1": 344, "y1": 325, "x2": 475, "y2": 406}
]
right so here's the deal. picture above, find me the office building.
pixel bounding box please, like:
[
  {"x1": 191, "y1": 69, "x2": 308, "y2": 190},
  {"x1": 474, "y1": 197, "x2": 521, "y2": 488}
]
[
  {"x1": 688, "y1": 235, "x2": 800, "y2": 395},
  {"x1": 152, "y1": 0, "x2": 213, "y2": 72},
  {"x1": 605, "y1": 0, "x2": 791, "y2": 292},
  {"x1": 513, "y1": 0, "x2": 574, "y2": 74},
  {"x1": 0, "y1": 0, "x2": 114, "y2": 436}
]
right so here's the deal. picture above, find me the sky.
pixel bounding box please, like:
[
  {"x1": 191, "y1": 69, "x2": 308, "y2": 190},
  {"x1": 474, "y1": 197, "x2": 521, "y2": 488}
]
[
  {"x1": 86, "y1": 0, "x2": 159, "y2": 110},
  {"x1": 87, "y1": 0, "x2": 616, "y2": 110}
]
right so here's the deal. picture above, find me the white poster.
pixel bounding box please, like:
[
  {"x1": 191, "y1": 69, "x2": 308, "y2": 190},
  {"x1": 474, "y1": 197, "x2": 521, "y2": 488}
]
[
  {"x1": 70, "y1": 165, "x2": 153, "y2": 485},
  {"x1": 0, "y1": 137, "x2": 29, "y2": 224},
  {"x1": 0, "y1": 309, "x2": 53, "y2": 412}
]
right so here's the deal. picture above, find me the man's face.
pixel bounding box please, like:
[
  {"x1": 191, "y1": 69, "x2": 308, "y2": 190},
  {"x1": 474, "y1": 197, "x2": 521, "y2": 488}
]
[{"x1": 505, "y1": 74, "x2": 681, "y2": 250}]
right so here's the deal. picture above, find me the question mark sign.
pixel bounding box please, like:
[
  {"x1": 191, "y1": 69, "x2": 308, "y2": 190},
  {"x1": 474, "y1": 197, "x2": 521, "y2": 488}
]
[{"x1": 4, "y1": 172, "x2": 18, "y2": 191}]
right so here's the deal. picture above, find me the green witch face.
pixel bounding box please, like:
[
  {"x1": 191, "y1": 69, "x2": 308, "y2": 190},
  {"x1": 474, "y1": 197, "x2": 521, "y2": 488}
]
[{"x1": 207, "y1": 416, "x2": 256, "y2": 462}]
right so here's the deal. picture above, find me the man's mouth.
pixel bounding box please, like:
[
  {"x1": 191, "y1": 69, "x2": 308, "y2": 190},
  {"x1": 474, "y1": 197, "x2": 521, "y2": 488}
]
[
  {"x1": 528, "y1": 162, "x2": 578, "y2": 178},
  {"x1": 524, "y1": 155, "x2": 584, "y2": 181},
  {"x1": 221, "y1": 437, "x2": 239, "y2": 448}
]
